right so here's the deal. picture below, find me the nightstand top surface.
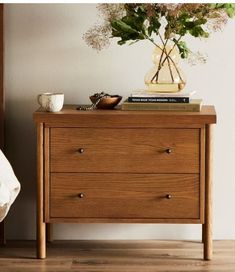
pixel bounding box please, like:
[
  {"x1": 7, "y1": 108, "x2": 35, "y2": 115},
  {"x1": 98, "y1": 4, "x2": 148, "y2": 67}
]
[{"x1": 34, "y1": 105, "x2": 216, "y2": 126}]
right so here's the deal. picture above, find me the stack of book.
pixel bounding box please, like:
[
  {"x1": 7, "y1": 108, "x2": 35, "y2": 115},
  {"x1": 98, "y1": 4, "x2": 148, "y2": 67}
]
[{"x1": 121, "y1": 90, "x2": 202, "y2": 112}]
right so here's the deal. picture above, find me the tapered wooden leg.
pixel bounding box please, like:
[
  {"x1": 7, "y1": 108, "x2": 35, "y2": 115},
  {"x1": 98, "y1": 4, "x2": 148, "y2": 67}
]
[
  {"x1": 37, "y1": 123, "x2": 46, "y2": 259},
  {"x1": 204, "y1": 124, "x2": 213, "y2": 260},
  {"x1": 202, "y1": 224, "x2": 205, "y2": 244},
  {"x1": 46, "y1": 223, "x2": 53, "y2": 243},
  {"x1": 0, "y1": 221, "x2": 6, "y2": 245}
]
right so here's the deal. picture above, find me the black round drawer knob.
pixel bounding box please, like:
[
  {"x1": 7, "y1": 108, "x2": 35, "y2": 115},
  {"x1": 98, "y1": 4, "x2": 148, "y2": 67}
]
[
  {"x1": 78, "y1": 148, "x2": 84, "y2": 154},
  {"x1": 166, "y1": 148, "x2": 172, "y2": 154},
  {"x1": 166, "y1": 194, "x2": 172, "y2": 199},
  {"x1": 78, "y1": 193, "x2": 85, "y2": 198}
]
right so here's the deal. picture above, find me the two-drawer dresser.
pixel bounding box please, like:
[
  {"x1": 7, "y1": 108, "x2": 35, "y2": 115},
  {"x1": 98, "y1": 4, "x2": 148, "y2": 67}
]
[{"x1": 33, "y1": 105, "x2": 216, "y2": 260}]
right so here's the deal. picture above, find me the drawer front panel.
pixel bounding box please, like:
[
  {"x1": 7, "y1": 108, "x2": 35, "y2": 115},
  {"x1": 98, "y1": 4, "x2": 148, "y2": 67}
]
[
  {"x1": 50, "y1": 128, "x2": 199, "y2": 173},
  {"x1": 50, "y1": 173, "x2": 200, "y2": 219}
]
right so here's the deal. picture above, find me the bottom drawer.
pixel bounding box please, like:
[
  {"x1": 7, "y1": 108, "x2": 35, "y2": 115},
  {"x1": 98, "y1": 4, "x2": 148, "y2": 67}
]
[{"x1": 50, "y1": 173, "x2": 200, "y2": 220}]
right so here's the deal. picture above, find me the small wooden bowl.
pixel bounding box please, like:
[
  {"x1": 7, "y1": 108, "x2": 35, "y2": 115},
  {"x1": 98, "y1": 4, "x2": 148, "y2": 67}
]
[{"x1": 89, "y1": 95, "x2": 122, "y2": 109}]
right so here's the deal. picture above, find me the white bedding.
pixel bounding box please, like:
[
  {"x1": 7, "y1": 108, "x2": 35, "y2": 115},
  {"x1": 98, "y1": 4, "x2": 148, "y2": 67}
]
[{"x1": 0, "y1": 149, "x2": 20, "y2": 222}]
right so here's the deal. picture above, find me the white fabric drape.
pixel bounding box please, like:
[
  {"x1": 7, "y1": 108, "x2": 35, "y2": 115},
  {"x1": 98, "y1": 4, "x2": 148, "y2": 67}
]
[{"x1": 0, "y1": 149, "x2": 20, "y2": 222}]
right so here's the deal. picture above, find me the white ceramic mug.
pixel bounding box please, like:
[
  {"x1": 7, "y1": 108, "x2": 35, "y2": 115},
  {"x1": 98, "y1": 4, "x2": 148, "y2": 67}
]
[{"x1": 37, "y1": 93, "x2": 64, "y2": 112}]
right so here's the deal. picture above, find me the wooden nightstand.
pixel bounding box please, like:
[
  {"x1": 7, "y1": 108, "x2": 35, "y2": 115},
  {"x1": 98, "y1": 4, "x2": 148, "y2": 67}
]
[{"x1": 33, "y1": 105, "x2": 216, "y2": 260}]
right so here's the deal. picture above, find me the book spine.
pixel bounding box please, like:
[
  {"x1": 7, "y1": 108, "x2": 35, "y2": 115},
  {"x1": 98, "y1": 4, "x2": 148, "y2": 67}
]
[
  {"x1": 128, "y1": 97, "x2": 189, "y2": 103},
  {"x1": 122, "y1": 103, "x2": 201, "y2": 112}
]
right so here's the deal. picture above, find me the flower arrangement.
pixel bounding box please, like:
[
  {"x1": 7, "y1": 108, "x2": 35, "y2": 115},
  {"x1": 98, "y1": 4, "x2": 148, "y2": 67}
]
[{"x1": 84, "y1": 4, "x2": 235, "y2": 90}]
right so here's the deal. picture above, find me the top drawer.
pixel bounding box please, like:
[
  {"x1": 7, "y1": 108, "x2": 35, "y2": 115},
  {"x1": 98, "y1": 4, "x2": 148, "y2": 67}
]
[{"x1": 50, "y1": 128, "x2": 199, "y2": 173}]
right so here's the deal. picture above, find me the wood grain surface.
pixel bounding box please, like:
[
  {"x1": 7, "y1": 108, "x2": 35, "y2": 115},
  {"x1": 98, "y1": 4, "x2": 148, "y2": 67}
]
[
  {"x1": 50, "y1": 173, "x2": 200, "y2": 220},
  {"x1": 36, "y1": 123, "x2": 46, "y2": 259},
  {"x1": 204, "y1": 124, "x2": 213, "y2": 260},
  {"x1": 33, "y1": 105, "x2": 217, "y2": 127},
  {"x1": 50, "y1": 128, "x2": 200, "y2": 173},
  {"x1": 0, "y1": 240, "x2": 233, "y2": 271}
]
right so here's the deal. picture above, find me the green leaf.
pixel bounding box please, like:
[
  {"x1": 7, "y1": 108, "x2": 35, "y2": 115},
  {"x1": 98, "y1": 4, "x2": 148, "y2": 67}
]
[
  {"x1": 110, "y1": 6, "x2": 148, "y2": 46},
  {"x1": 194, "y1": 18, "x2": 207, "y2": 26},
  {"x1": 189, "y1": 25, "x2": 209, "y2": 38},
  {"x1": 226, "y1": 7, "x2": 235, "y2": 18},
  {"x1": 111, "y1": 18, "x2": 146, "y2": 46},
  {"x1": 122, "y1": 15, "x2": 146, "y2": 35},
  {"x1": 148, "y1": 17, "x2": 161, "y2": 36},
  {"x1": 111, "y1": 20, "x2": 138, "y2": 35},
  {"x1": 173, "y1": 39, "x2": 190, "y2": 59},
  {"x1": 183, "y1": 18, "x2": 207, "y2": 30}
]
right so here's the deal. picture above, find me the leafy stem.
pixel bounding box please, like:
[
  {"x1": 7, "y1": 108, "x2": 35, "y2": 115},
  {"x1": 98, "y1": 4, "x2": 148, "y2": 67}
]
[
  {"x1": 146, "y1": 34, "x2": 184, "y2": 83},
  {"x1": 151, "y1": 38, "x2": 168, "y2": 83},
  {"x1": 159, "y1": 34, "x2": 174, "y2": 83}
]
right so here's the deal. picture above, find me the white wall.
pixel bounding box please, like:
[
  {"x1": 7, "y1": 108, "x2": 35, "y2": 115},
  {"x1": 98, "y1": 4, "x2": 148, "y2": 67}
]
[{"x1": 4, "y1": 4, "x2": 235, "y2": 240}]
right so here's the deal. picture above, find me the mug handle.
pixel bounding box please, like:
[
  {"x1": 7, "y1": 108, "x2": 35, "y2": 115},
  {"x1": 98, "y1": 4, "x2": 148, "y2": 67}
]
[{"x1": 37, "y1": 94, "x2": 42, "y2": 106}]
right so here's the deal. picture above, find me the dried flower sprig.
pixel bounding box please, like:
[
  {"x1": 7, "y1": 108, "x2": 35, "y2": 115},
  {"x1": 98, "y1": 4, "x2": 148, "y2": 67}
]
[
  {"x1": 83, "y1": 24, "x2": 111, "y2": 51},
  {"x1": 83, "y1": 4, "x2": 125, "y2": 52}
]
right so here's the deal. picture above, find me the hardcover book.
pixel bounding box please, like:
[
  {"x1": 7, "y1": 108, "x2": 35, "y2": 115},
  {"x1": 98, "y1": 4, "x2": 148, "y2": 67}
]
[
  {"x1": 128, "y1": 97, "x2": 189, "y2": 103},
  {"x1": 122, "y1": 99, "x2": 203, "y2": 112},
  {"x1": 130, "y1": 90, "x2": 196, "y2": 98}
]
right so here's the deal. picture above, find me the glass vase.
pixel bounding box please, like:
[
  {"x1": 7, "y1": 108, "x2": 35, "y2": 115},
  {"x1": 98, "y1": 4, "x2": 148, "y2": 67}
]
[{"x1": 145, "y1": 46, "x2": 186, "y2": 93}]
